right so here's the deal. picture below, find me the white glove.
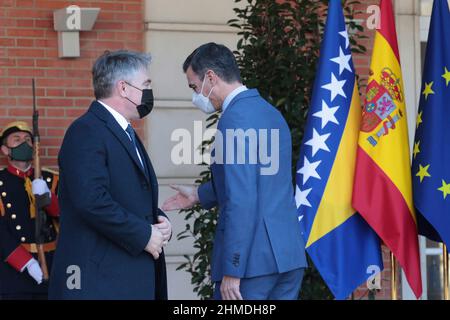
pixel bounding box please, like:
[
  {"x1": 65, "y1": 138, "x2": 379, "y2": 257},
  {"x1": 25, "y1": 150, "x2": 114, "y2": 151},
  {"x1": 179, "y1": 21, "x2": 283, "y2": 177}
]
[
  {"x1": 32, "y1": 178, "x2": 50, "y2": 197},
  {"x1": 23, "y1": 258, "x2": 43, "y2": 284}
]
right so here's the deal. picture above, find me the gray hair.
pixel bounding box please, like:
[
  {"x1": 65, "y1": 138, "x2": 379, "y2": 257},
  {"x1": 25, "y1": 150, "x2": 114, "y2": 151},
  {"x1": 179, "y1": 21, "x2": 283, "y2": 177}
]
[{"x1": 92, "y1": 50, "x2": 152, "y2": 99}]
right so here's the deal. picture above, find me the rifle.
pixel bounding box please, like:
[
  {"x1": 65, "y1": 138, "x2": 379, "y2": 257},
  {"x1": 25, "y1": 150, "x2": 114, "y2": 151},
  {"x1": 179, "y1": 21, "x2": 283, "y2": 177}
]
[{"x1": 32, "y1": 78, "x2": 50, "y2": 281}]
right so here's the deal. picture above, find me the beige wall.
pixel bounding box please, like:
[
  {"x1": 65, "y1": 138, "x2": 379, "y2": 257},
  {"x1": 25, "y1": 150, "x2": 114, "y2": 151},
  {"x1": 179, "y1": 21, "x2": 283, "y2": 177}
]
[
  {"x1": 144, "y1": 0, "x2": 241, "y2": 299},
  {"x1": 142, "y1": 0, "x2": 433, "y2": 300}
]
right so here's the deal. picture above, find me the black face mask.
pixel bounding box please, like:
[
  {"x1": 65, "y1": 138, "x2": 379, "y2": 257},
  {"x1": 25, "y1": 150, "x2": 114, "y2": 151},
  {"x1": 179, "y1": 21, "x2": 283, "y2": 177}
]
[
  {"x1": 125, "y1": 82, "x2": 154, "y2": 119},
  {"x1": 8, "y1": 142, "x2": 33, "y2": 162},
  {"x1": 136, "y1": 88, "x2": 154, "y2": 119}
]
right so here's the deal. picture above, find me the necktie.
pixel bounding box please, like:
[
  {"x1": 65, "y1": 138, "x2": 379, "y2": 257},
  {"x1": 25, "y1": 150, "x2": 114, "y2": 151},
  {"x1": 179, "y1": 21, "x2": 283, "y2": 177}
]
[{"x1": 125, "y1": 124, "x2": 145, "y2": 169}]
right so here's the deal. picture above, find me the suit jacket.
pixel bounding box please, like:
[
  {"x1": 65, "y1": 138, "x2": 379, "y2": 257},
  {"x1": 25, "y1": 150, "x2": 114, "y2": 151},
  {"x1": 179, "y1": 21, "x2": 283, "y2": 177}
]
[
  {"x1": 198, "y1": 89, "x2": 307, "y2": 282},
  {"x1": 49, "y1": 101, "x2": 167, "y2": 300}
]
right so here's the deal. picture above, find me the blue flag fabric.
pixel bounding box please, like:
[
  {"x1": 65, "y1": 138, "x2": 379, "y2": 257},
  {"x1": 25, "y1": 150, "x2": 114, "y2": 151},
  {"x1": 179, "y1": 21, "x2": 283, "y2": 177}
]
[
  {"x1": 412, "y1": 0, "x2": 450, "y2": 245},
  {"x1": 295, "y1": 0, "x2": 382, "y2": 299}
]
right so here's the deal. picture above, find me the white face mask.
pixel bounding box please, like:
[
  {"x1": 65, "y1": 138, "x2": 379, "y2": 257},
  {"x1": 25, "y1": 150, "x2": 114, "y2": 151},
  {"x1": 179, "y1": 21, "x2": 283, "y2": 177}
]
[{"x1": 192, "y1": 76, "x2": 216, "y2": 114}]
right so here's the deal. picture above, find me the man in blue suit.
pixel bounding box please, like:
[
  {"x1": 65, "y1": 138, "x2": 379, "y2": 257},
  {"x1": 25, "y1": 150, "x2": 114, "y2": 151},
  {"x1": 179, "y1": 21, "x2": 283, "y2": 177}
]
[
  {"x1": 49, "y1": 50, "x2": 171, "y2": 300},
  {"x1": 162, "y1": 43, "x2": 307, "y2": 300}
]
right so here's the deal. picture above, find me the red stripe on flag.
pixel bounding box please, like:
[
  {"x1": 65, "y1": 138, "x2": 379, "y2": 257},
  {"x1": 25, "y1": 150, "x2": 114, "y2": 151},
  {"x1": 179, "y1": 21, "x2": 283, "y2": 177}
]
[
  {"x1": 353, "y1": 147, "x2": 422, "y2": 298},
  {"x1": 378, "y1": 0, "x2": 400, "y2": 62}
]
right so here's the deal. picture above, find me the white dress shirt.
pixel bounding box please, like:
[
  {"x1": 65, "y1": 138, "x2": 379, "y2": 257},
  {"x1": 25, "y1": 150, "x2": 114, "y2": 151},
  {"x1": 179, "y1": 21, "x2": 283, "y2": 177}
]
[{"x1": 98, "y1": 100, "x2": 144, "y2": 167}]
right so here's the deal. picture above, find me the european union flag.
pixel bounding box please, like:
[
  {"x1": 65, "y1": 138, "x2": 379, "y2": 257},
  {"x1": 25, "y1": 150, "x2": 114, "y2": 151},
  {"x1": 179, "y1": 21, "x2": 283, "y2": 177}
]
[
  {"x1": 412, "y1": 0, "x2": 450, "y2": 245},
  {"x1": 295, "y1": 0, "x2": 382, "y2": 299}
]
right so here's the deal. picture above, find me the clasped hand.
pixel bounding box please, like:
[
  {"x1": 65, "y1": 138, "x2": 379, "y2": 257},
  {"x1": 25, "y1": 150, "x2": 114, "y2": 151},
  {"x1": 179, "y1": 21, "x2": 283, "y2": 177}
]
[{"x1": 145, "y1": 216, "x2": 172, "y2": 259}]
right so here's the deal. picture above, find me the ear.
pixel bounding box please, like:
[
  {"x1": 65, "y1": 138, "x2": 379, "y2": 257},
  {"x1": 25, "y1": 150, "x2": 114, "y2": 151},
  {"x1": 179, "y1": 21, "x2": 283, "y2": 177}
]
[
  {"x1": 1, "y1": 145, "x2": 9, "y2": 157},
  {"x1": 117, "y1": 80, "x2": 128, "y2": 98},
  {"x1": 207, "y1": 70, "x2": 218, "y2": 85}
]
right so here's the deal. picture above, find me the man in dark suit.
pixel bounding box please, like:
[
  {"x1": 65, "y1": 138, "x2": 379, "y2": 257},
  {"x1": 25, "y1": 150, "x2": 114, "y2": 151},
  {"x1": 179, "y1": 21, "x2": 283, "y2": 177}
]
[
  {"x1": 49, "y1": 50, "x2": 171, "y2": 300},
  {"x1": 163, "y1": 43, "x2": 307, "y2": 300}
]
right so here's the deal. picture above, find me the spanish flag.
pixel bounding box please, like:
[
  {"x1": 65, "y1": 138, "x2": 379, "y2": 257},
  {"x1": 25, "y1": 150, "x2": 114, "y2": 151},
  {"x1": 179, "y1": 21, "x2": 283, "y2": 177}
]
[{"x1": 352, "y1": 0, "x2": 422, "y2": 298}]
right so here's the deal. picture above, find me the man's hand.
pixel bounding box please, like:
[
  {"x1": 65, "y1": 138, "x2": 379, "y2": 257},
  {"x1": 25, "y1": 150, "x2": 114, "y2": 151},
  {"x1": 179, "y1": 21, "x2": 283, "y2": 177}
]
[
  {"x1": 161, "y1": 185, "x2": 199, "y2": 211},
  {"x1": 23, "y1": 258, "x2": 43, "y2": 284},
  {"x1": 32, "y1": 178, "x2": 50, "y2": 197},
  {"x1": 145, "y1": 225, "x2": 164, "y2": 260},
  {"x1": 220, "y1": 276, "x2": 243, "y2": 300},
  {"x1": 155, "y1": 216, "x2": 172, "y2": 246}
]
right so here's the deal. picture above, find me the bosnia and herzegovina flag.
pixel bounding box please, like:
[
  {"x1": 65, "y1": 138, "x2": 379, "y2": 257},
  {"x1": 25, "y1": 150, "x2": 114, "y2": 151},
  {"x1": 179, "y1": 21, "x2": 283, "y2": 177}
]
[
  {"x1": 412, "y1": 0, "x2": 450, "y2": 247},
  {"x1": 295, "y1": 0, "x2": 382, "y2": 299},
  {"x1": 352, "y1": 0, "x2": 422, "y2": 298}
]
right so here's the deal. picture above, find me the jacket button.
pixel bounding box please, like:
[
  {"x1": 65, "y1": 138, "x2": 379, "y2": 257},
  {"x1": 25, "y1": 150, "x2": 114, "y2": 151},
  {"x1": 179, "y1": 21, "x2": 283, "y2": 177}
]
[
  {"x1": 1, "y1": 192, "x2": 6, "y2": 197},
  {"x1": 21, "y1": 237, "x2": 26, "y2": 242},
  {"x1": 0, "y1": 180, "x2": 3, "y2": 186},
  {"x1": 11, "y1": 214, "x2": 16, "y2": 219},
  {"x1": 16, "y1": 225, "x2": 21, "y2": 230},
  {"x1": 6, "y1": 203, "x2": 11, "y2": 208}
]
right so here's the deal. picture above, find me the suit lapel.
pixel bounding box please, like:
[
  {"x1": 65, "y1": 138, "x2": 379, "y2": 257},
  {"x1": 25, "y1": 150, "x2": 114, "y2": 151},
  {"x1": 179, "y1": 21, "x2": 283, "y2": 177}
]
[
  {"x1": 89, "y1": 101, "x2": 150, "y2": 182},
  {"x1": 136, "y1": 135, "x2": 158, "y2": 211}
]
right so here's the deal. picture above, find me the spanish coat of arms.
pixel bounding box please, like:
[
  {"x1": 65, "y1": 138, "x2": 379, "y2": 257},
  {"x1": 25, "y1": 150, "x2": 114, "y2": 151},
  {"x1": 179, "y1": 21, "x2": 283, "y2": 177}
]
[{"x1": 361, "y1": 68, "x2": 404, "y2": 146}]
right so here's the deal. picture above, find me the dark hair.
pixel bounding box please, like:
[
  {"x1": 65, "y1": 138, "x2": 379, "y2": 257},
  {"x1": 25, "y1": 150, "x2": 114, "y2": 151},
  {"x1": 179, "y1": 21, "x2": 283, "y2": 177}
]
[
  {"x1": 182, "y1": 42, "x2": 241, "y2": 83},
  {"x1": 92, "y1": 50, "x2": 151, "y2": 100}
]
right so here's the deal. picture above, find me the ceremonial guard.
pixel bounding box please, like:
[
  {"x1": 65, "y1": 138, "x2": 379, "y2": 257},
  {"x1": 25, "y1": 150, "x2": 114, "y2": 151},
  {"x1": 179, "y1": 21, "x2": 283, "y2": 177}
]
[{"x1": 0, "y1": 121, "x2": 59, "y2": 299}]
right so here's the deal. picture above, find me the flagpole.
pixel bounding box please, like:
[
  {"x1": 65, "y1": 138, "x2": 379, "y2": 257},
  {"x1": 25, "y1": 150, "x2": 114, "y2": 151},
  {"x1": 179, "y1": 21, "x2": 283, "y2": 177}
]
[
  {"x1": 443, "y1": 244, "x2": 449, "y2": 300},
  {"x1": 391, "y1": 252, "x2": 397, "y2": 300}
]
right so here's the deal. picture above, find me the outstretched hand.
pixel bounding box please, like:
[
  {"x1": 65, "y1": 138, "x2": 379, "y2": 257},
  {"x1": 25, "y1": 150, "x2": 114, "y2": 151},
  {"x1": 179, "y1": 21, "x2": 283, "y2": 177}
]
[{"x1": 161, "y1": 184, "x2": 199, "y2": 211}]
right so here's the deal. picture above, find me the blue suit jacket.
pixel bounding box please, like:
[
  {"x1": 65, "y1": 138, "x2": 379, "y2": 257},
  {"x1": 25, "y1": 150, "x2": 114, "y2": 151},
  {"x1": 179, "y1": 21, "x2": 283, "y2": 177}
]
[
  {"x1": 49, "y1": 101, "x2": 167, "y2": 300},
  {"x1": 198, "y1": 89, "x2": 307, "y2": 282}
]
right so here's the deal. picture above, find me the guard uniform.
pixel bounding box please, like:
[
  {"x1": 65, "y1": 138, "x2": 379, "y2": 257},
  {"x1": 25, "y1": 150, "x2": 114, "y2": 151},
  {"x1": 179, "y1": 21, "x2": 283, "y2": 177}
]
[{"x1": 0, "y1": 165, "x2": 60, "y2": 299}]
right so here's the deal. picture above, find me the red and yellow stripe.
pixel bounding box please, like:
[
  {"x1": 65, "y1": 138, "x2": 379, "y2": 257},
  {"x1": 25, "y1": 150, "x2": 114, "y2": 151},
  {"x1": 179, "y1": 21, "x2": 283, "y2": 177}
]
[{"x1": 352, "y1": 0, "x2": 422, "y2": 298}]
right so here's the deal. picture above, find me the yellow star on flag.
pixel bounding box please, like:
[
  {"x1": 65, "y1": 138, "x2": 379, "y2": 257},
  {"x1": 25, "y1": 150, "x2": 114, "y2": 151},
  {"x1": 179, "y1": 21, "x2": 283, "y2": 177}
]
[
  {"x1": 438, "y1": 180, "x2": 450, "y2": 199},
  {"x1": 413, "y1": 141, "x2": 420, "y2": 159},
  {"x1": 422, "y1": 82, "x2": 435, "y2": 100},
  {"x1": 416, "y1": 111, "x2": 423, "y2": 129},
  {"x1": 416, "y1": 164, "x2": 431, "y2": 183},
  {"x1": 442, "y1": 67, "x2": 450, "y2": 87}
]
